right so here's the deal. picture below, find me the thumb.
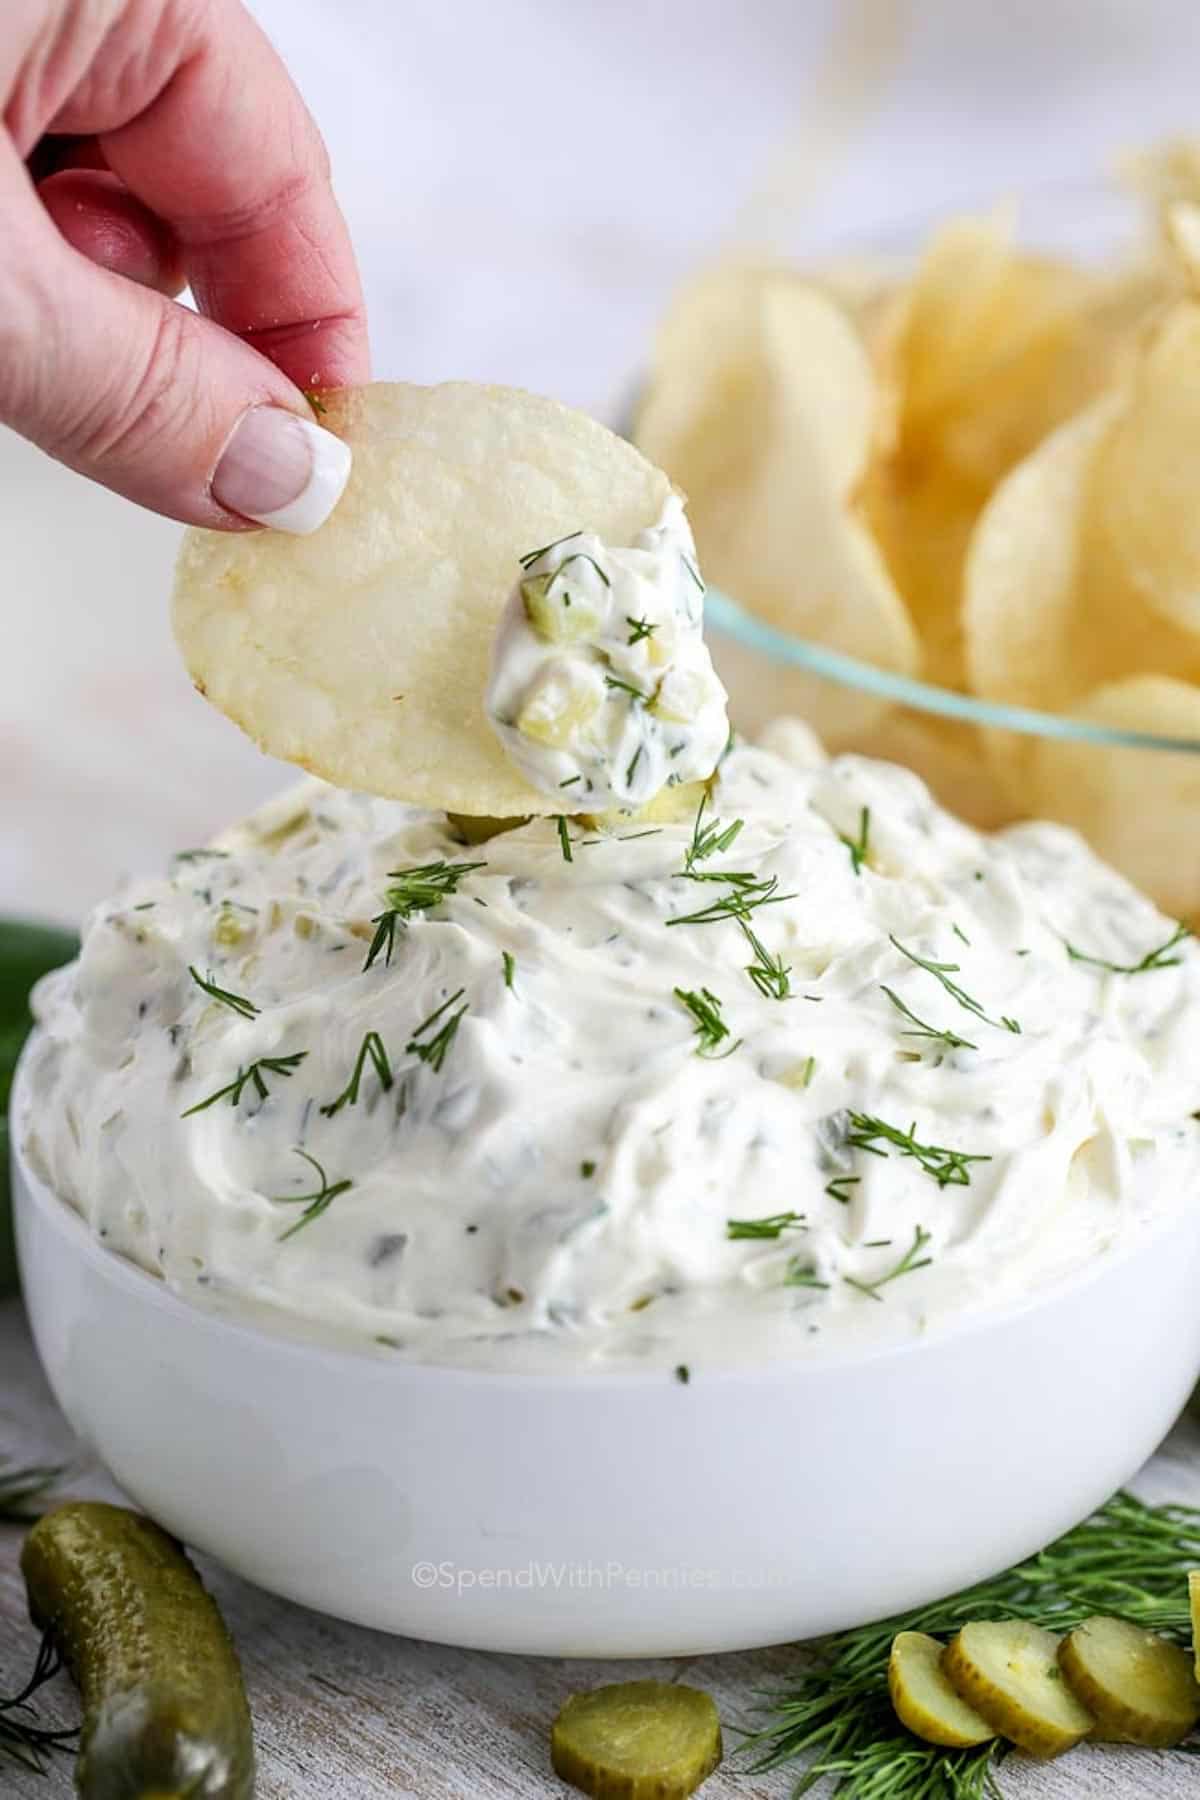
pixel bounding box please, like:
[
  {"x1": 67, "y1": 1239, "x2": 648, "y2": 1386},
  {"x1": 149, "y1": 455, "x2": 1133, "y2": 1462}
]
[{"x1": 0, "y1": 157, "x2": 351, "y2": 533}]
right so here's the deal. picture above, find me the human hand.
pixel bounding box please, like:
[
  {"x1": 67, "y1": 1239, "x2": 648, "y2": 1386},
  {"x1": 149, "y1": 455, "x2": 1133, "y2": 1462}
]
[{"x1": 2, "y1": 0, "x2": 369, "y2": 533}]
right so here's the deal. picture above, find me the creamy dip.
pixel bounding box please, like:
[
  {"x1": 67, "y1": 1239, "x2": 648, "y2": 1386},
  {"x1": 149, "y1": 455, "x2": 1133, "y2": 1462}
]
[
  {"x1": 485, "y1": 494, "x2": 729, "y2": 810},
  {"x1": 22, "y1": 730, "x2": 1200, "y2": 1372}
]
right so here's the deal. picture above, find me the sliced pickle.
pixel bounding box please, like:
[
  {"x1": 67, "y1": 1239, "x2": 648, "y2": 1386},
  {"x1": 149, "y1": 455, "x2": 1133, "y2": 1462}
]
[
  {"x1": 550, "y1": 1679, "x2": 721, "y2": 1800},
  {"x1": 446, "y1": 812, "x2": 530, "y2": 845},
  {"x1": 1190, "y1": 1569, "x2": 1200, "y2": 1684},
  {"x1": 888, "y1": 1631, "x2": 996, "y2": 1747},
  {"x1": 942, "y1": 1620, "x2": 1094, "y2": 1759},
  {"x1": 1058, "y1": 1615, "x2": 1200, "y2": 1747}
]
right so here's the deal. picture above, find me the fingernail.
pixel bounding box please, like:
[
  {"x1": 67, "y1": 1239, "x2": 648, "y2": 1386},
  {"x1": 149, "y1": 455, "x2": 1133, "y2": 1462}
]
[{"x1": 212, "y1": 406, "x2": 352, "y2": 534}]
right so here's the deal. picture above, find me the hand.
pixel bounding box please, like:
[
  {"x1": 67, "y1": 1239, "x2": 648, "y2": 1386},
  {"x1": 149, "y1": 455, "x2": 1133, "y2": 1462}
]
[{"x1": 1, "y1": 0, "x2": 369, "y2": 533}]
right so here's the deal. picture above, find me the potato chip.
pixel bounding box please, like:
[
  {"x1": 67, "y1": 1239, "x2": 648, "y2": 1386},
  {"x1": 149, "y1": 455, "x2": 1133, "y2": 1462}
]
[
  {"x1": 1022, "y1": 675, "x2": 1200, "y2": 917},
  {"x1": 174, "y1": 383, "x2": 672, "y2": 815},
  {"x1": 636, "y1": 269, "x2": 918, "y2": 744},
  {"x1": 1087, "y1": 302, "x2": 1200, "y2": 635}
]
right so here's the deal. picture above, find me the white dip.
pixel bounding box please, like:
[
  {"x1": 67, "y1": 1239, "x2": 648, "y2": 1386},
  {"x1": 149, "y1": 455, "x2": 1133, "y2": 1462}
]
[
  {"x1": 485, "y1": 494, "x2": 729, "y2": 811},
  {"x1": 21, "y1": 732, "x2": 1200, "y2": 1372}
]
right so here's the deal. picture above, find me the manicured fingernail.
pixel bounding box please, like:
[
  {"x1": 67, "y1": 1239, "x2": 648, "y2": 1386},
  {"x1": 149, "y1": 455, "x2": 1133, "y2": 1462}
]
[{"x1": 212, "y1": 406, "x2": 352, "y2": 534}]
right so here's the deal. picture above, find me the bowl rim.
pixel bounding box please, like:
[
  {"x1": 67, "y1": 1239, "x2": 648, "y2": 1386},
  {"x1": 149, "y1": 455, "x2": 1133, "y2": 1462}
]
[
  {"x1": 14, "y1": 1051, "x2": 1197, "y2": 1393},
  {"x1": 705, "y1": 588, "x2": 1200, "y2": 756}
]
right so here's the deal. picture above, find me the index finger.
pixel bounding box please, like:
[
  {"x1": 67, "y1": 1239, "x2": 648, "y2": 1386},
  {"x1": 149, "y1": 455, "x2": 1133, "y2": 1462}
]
[{"x1": 86, "y1": 2, "x2": 370, "y2": 390}]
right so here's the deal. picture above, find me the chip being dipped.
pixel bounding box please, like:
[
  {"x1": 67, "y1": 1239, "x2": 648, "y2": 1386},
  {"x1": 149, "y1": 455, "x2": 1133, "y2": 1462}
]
[{"x1": 173, "y1": 382, "x2": 719, "y2": 817}]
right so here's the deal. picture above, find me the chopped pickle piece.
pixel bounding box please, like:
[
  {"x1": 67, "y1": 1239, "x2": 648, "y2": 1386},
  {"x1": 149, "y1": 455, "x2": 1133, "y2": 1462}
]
[
  {"x1": 942, "y1": 1620, "x2": 1094, "y2": 1758},
  {"x1": 521, "y1": 572, "x2": 606, "y2": 645},
  {"x1": 550, "y1": 1679, "x2": 721, "y2": 1800},
  {"x1": 888, "y1": 1631, "x2": 996, "y2": 1748},
  {"x1": 1058, "y1": 1615, "x2": 1200, "y2": 1746},
  {"x1": 446, "y1": 812, "x2": 530, "y2": 845},
  {"x1": 517, "y1": 662, "x2": 604, "y2": 748},
  {"x1": 1191, "y1": 1570, "x2": 1200, "y2": 1684},
  {"x1": 652, "y1": 666, "x2": 715, "y2": 725}
]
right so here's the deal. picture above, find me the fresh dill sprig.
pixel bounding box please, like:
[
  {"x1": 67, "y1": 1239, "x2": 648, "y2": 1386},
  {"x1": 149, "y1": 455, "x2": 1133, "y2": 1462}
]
[
  {"x1": 320, "y1": 1032, "x2": 392, "y2": 1118},
  {"x1": 363, "y1": 860, "x2": 488, "y2": 970},
  {"x1": 0, "y1": 1460, "x2": 62, "y2": 1525},
  {"x1": 626, "y1": 616, "x2": 657, "y2": 644},
  {"x1": 626, "y1": 745, "x2": 645, "y2": 788},
  {"x1": 605, "y1": 674, "x2": 648, "y2": 702},
  {"x1": 181, "y1": 1053, "x2": 306, "y2": 1118},
  {"x1": 171, "y1": 848, "x2": 230, "y2": 866},
  {"x1": 1065, "y1": 923, "x2": 1190, "y2": 976},
  {"x1": 557, "y1": 816, "x2": 574, "y2": 863},
  {"x1": 556, "y1": 551, "x2": 610, "y2": 587},
  {"x1": 845, "y1": 1225, "x2": 933, "y2": 1301},
  {"x1": 727, "y1": 1211, "x2": 806, "y2": 1240},
  {"x1": 881, "y1": 986, "x2": 975, "y2": 1054},
  {"x1": 890, "y1": 937, "x2": 1021, "y2": 1035},
  {"x1": 839, "y1": 807, "x2": 871, "y2": 875},
  {"x1": 743, "y1": 1489, "x2": 1200, "y2": 1799},
  {"x1": 825, "y1": 1175, "x2": 860, "y2": 1205},
  {"x1": 502, "y1": 951, "x2": 516, "y2": 990},
  {"x1": 0, "y1": 1632, "x2": 77, "y2": 1775},
  {"x1": 272, "y1": 1149, "x2": 353, "y2": 1241},
  {"x1": 783, "y1": 1260, "x2": 830, "y2": 1290},
  {"x1": 845, "y1": 1113, "x2": 991, "y2": 1189},
  {"x1": 187, "y1": 966, "x2": 259, "y2": 1020},
  {"x1": 518, "y1": 531, "x2": 582, "y2": 570},
  {"x1": 683, "y1": 790, "x2": 744, "y2": 874},
  {"x1": 668, "y1": 874, "x2": 795, "y2": 929},
  {"x1": 680, "y1": 552, "x2": 705, "y2": 593},
  {"x1": 675, "y1": 987, "x2": 741, "y2": 1059},
  {"x1": 407, "y1": 989, "x2": 469, "y2": 1073},
  {"x1": 741, "y1": 920, "x2": 791, "y2": 1000}
]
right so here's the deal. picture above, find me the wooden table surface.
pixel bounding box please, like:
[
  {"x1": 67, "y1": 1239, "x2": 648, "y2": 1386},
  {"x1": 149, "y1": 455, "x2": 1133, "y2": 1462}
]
[{"x1": 4, "y1": 1298, "x2": 1200, "y2": 1799}]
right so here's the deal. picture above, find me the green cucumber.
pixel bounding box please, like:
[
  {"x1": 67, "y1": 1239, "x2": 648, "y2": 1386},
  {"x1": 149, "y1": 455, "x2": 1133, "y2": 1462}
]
[
  {"x1": 0, "y1": 919, "x2": 78, "y2": 1293},
  {"x1": 22, "y1": 1502, "x2": 255, "y2": 1799}
]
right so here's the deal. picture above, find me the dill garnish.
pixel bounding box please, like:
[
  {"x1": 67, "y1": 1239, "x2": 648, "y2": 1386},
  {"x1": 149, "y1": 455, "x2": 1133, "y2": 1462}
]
[
  {"x1": 675, "y1": 987, "x2": 741, "y2": 1059},
  {"x1": 741, "y1": 920, "x2": 791, "y2": 1000},
  {"x1": 839, "y1": 807, "x2": 871, "y2": 874},
  {"x1": 626, "y1": 745, "x2": 645, "y2": 788},
  {"x1": 273, "y1": 1149, "x2": 353, "y2": 1241},
  {"x1": 556, "y1": 551, "x2": 610, "y2": 587},
  {"x1": 181, "y1": 1051, "x2": 307, "y2": 1116},
  {"x1": 890, "y1": 937, "x2": 1021, "y2": 1034},
  {"x1": 881, "y1": 986, "x2": 975, "y2": 1054},
  {"x1": 407, "y1": 989, "x2": 469, "y2": 1072},
  {"x1": 626, "y1": 616, "x2": 657, "y2": 644},
  {"x1": 518, "y1": 531, "x2": 583, "y2": 570},
  {"x1": 364, "y1": 860, "x2": 488, "y2": 969},
  {"x1": 320, "y1": 1032, "x2": 392, "y2": 1117},
  {"x1": 744, "y1": 1489, "x2": 1200, "y2": 1799},
  {"x1": 605, "y1": 674, "x2": 648, "y2": 701},
  {"x1": 502, "y1": 951, "x2": 516, "y2": 989},
  {"x1": 783, "y1": 1261, "x2": 830, "y2": 1290},
  {"x1": 845, "y1": 1113, "x2": 991, "y2": 1189},
  {"x1": 825, "y1": 1175, "x2": 860, "y2": 1205},
  {"x1": 727, "y1": 1211, "x2": 806, "y2": 1240},
  {"x1": 1064, "y1": 923, "x2": 1190, "y2": 975},
  {"x1": 845, "y1": 1225, "x2": 933, "y2": 1300},
  {"x1": 559, "y1": 774, "x2": 581, "y2": 788},
  {"x1": 683, "y1": 790, "x2": 744, "y2": 873},
  {"x1": 680, "y1": 552, "x2": 705, "y2": 593},
  {"x1": 171, "y1": 848, "x2": 230, "y2": 865},
  {"x1": 668, "y1": 874, "x2": 795, "y2": 929},
  {"x1": 301, "y1": 388, "x2": 328, "y2": 417},
  {"x1": 187, "y1": 966, "x2": 259, "y2": 1020},
  {"x1": 0, "y1": 1632, "x2": 76, "y2": 1775},
  {"x1": 557, "y1": 816, "x2": 574, "y2": 863}
]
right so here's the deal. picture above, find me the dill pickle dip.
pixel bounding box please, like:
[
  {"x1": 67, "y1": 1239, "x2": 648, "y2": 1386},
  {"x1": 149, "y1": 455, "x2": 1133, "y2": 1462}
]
[
  {"x1": 20, "y1": 726, "x2": 1200, "y2": 1371},
  {"x1": 485, "y1": 494, "x2": 729, "y2": 810}
]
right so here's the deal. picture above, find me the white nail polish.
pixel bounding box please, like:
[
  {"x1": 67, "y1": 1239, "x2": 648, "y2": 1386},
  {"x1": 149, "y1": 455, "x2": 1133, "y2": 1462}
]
[{"x1": 212, "y1": 407, "x2": 353, "y2": 535}]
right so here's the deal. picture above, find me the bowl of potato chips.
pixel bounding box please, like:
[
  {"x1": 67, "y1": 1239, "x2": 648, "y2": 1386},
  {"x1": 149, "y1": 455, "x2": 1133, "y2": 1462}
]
[{"x1": 634, "y1": 143, "x2": 1200, "y2": 918}]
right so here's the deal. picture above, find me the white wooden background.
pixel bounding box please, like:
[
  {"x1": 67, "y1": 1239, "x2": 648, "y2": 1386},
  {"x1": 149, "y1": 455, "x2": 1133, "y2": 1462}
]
[{"x1": 4, "y1": 1300, "x2": 1200, "y2": 1798}]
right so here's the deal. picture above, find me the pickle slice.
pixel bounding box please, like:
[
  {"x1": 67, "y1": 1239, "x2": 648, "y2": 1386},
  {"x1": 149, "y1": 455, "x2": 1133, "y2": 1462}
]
[
  {"x1": 22, "y1": 1502, "x2": 254, "y2": 1799},
  {"x1": 1058, "y1": 1614, "x2": 1200, "y2": 1747},
  {"x1": 942, "y1": 1620, "x2": 1094, "y2": 1759},
  {"x1": 1189, "y1": 1569, "x2": 1200, "y2": 1683},
  {"x1": 550, "y1": 1679, "x2": 721, "y2": 1800},
  {"x1": 888, "y1": 1631, "x2": 996, "y2": 1747}
]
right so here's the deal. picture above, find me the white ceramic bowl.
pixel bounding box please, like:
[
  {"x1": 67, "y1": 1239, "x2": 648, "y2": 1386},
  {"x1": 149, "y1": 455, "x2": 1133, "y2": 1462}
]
[{"x1": 15, "y1": 1058, "x2": 1200, "y2": 1658}]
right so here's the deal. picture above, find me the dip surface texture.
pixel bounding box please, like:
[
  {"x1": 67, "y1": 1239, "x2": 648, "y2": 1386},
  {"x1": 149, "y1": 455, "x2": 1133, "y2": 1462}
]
[{"x1": 22, "y1": 735, "x2": 1200, "y2": 1370}]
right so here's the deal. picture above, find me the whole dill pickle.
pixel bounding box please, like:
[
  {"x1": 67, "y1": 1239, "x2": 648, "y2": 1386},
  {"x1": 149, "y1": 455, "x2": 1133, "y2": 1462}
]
[{"x1": 21, "y1": 1502, "x2": 254, "y2": 1799}]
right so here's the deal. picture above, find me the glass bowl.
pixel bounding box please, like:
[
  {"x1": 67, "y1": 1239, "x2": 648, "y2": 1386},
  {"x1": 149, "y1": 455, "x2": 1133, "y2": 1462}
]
[{"x1": 689, "y1": 174, "x2": 1200, "y2": 918}]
